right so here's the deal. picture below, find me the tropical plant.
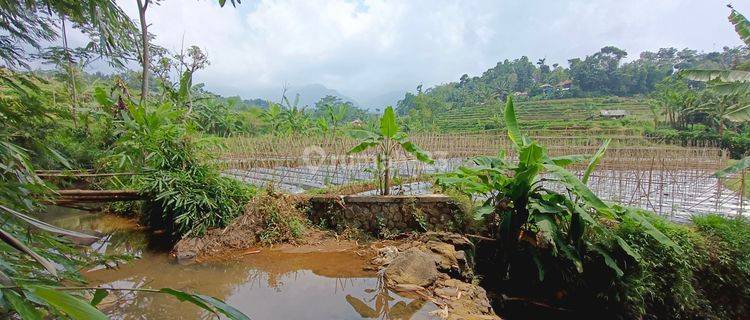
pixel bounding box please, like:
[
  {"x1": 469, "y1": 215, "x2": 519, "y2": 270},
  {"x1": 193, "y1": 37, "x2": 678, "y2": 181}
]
[
  {"x1": 280, "y1": 92, "x2": 311, "y2": 133},
  {"x1": 348, "y1": 106, "x2": 434, "y2": 195},
  {"x1": 693, "y1": 89, "x2": 750, "y2": 135},
  {"x1": 0, "y1": 69, "x2": 250, "y2": 319},
  {"x1": 260, "y1": 102, "x2": 285, "y2": 134},
  {"x1": 680, "y1": 6, "x2": 750, "y2": 90},
  {"x1": 684, "y1": 6, "x2": 750, "y2": 176},
  {"x1": 107, "y1": 100, "x2": 254, "y2": 237},
  {"x1": 435, "y1": 96, "x2": 677, "y2": 282},
  {"x1": 321, "y1": 100, "x2": 349, "y2": 138},
  {"x1": 0, "y1": 0, "x2": 138, "y2": 69}
]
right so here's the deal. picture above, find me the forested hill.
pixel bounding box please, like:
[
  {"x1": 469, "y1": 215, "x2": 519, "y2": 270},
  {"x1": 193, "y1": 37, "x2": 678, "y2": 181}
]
[{"x1": 396, "y1": 46, "x2": 750, "y2": 116}]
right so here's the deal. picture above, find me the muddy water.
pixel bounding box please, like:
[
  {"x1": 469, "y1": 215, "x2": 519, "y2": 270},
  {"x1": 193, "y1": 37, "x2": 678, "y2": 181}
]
[{"x1": 41, "y1": 207, "x2": 438, "y2": 320}]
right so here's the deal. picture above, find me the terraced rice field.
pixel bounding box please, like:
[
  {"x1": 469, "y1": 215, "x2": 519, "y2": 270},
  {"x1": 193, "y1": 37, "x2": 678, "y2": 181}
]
[{"x1": 431, "y1": 97, "x2": 651, "y2": 131}]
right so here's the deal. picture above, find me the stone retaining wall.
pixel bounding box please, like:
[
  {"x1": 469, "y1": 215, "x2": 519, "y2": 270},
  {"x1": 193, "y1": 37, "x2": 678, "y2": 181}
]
[{"x1": 308, "y1": 194, "x2": 467, "y2": 235}]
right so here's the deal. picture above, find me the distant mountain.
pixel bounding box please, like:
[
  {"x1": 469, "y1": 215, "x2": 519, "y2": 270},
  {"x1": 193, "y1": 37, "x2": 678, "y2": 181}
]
[
  {"x1": 260, "y1": 83, "x2": 360, "y2": 108},
  {"x1": 360, "y1": 90, "x2": 406, "y2": 110}
]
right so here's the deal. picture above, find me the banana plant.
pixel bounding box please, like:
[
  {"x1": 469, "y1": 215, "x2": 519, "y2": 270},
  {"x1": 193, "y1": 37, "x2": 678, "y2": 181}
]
[
  {"x1": 681, "y1": 6, "x2": 750, "y2": 178},
  {"x1": 348, "y1": 106, "x2": 433, "y2": 195},
  {"x1": 680, "y1": 6, "x2": 750, "y2": 92},
  {"x1": 260, "y1": 103, "x2": 284, "y2": 134},
  {"x1": 436, "y1": 96, "x2": 677, "y2": 282}
]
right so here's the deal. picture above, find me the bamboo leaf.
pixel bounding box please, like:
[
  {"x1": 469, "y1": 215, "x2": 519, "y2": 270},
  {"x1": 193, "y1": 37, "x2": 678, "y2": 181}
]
[
  {"x1": 26, "y1": 285, "x2": 107, "y2": 320},
  {"x1": 160, "y1": 288, "x2": 251, "y2": 320},
  {"x1": 0, "y1": 229, "x2": 57, "y2": 277},
  {"x1": 0, "y1": 205, "x2": 98, "y2": 240},
  {"x1": 46, "y1": 147, "x2": 72, "y2": 169},
  {"x1": 159, "y1": 288, "x2": 213, "y2": 311},
  {"x1": 195, "y1": 294, "x2": 251, "y2": 320},
  {"x1": 90, "y1": 289, "x2": 108, "y2": 307},
  {"x1": 4, "y1": 289, "x2": 42, "y2": 320}
]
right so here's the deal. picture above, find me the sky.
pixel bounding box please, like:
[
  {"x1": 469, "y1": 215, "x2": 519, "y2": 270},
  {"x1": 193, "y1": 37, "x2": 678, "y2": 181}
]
[{"x1": 66, "y1": 0, "x2": 750, "y2": 107}]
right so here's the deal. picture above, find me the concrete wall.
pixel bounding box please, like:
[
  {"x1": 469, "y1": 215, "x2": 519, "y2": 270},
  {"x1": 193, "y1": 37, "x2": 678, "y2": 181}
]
[{"x1": 308, "y1": 195, "x2": 467, "y2": 235}]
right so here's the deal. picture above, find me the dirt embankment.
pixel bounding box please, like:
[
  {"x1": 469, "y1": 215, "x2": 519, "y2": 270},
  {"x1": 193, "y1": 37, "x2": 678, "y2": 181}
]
[{"x1": 173, "y1": 190, "x2": 311, "y2": 262}]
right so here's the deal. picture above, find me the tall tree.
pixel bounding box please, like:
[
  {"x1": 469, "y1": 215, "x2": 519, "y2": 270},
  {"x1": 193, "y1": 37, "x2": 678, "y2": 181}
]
[
  {"x1": 137, "y1": 0, "x2": 153, "y2": 103},
  {"x1": 0, "y1": 0, "x2": 137, "y2": 69}
]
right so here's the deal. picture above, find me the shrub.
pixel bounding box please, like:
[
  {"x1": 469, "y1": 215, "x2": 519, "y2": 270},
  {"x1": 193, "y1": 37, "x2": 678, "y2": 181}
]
[
  {"x1": 563, "y1": 213, "x2": 750, "y2": 319},
  {"x1": 692, "y1": 214, "x2": 750, "y2": 319},
  {"x1": 249, "y1": 189, "x2": 307, "y2": 244},
  {"x1": 110, "y1": 102, "x2": 255, "y2": 237},
  {"x1": 140, "y1": 165, "x2": 255, "y2": 237},
  {"x1": 609, "y1": 213, "x2": 711, "y2": 319}
]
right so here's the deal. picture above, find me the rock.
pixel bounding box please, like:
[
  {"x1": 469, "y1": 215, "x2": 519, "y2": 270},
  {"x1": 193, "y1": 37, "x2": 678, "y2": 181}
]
[
  {"x1": 435, "y1": 286, "x2": 460, "y2": 298},
  {"x1": 442, "y1": 278, "x2": 471, "y2": 291},
  {"x1": 421, "y1": 232, "x2": 475, "y2": 253},
  {"x1": 392, "y1": 284, "x2": 426, "y2": 292},
  {"x1": 173, "y1": 237, "x2": 206, "y2": 264},
  {"x1": 384, "y1": 248, "x2": 438, "y2": 287},
  {"x1": 428, "y1": 241, "x2": 459, "y2": 269},
  {"x1": 373, "y1": 246, "x2": 400, "y2": 266}
]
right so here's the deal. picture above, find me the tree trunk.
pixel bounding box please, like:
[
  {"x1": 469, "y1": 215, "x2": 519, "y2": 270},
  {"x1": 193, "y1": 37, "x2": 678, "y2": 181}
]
[
  {"x1": 137, "y1": 0, "x2": 150, "y2": 104},
  {"x1": 61, "y1": 15, "x2": 78, "y2": 128},
  {"x1": 383, "y1": 140, "x2": 392, "y2": 196}
]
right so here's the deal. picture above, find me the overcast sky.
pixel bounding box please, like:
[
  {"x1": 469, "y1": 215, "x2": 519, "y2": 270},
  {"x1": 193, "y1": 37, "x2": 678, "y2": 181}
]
[{"x1": 68, "y1": 0, "x2": 750, "y2": 107}]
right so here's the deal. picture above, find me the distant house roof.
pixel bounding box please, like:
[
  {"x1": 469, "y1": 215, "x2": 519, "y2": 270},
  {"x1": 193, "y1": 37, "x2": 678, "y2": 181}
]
[
  {"x1": 556, "y1": 79, "x2": 573, "y2": 87},
  {"x1": 600, "y1": 109, "x2": 629, "y2": 117}
]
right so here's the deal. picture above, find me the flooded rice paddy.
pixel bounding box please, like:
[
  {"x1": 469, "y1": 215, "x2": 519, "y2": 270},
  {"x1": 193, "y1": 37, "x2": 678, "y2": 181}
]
[{"x1": 43, "y1": 208, "x2": 439, "y2": 320}]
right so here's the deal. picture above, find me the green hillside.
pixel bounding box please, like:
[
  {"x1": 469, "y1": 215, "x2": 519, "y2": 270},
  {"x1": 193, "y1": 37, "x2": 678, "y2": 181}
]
[{"x1": 430, "y1": 97, "x2": 651, "y2": 132}]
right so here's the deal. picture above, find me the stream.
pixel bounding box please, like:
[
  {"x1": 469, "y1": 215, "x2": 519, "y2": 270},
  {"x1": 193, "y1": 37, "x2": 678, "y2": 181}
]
[{"x1": 41, "y1": 207, "x2": 439, "y2": 319}]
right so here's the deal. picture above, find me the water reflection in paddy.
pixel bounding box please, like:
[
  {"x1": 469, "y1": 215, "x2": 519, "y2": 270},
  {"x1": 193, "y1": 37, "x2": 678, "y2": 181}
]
[{"x1": 43, "y1": 208, "x2": 438, "y2": 319}]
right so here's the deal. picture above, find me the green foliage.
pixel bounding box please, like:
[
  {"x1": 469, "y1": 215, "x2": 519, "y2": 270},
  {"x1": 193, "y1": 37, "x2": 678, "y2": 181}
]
[
  {"x1": 140, "y1": 166, "x2": 255, "y2": 237},
  {"x1": 584, "y1": 213, "x2": 750, "y2": 319},
  {"x1": 348, "y1": 106, "x2": 434, "y2": 195},
  {"x1": 0, "y1": 0, "x2": 137, "y2": 68},
  {"x1": 730, "y1": 5, "x2": 750, "y2": 47},
  {"x1": 692, "y1": 214, "x2": 750, "y2": 318},
  {"x1": 0, "y1": 68, "x2": 251, "y2": 319},
  {"x1": 436, "y1": 96, "x2": 675, "y2": 284},
  {"x1": 252, "y1": 190, "x2": 307, "y2": 245},
  {"x1": 109, "y1": 102, "x2": 255, "y2": 237},
  {"x1": 396, "y1": 44, "x2": 748, "y2": 127}
]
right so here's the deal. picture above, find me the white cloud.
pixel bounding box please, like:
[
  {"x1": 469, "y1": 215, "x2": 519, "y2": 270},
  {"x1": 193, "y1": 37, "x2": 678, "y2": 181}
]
[{"x1": 82, "y1": 0, "x2": 750, "y2": 106}]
